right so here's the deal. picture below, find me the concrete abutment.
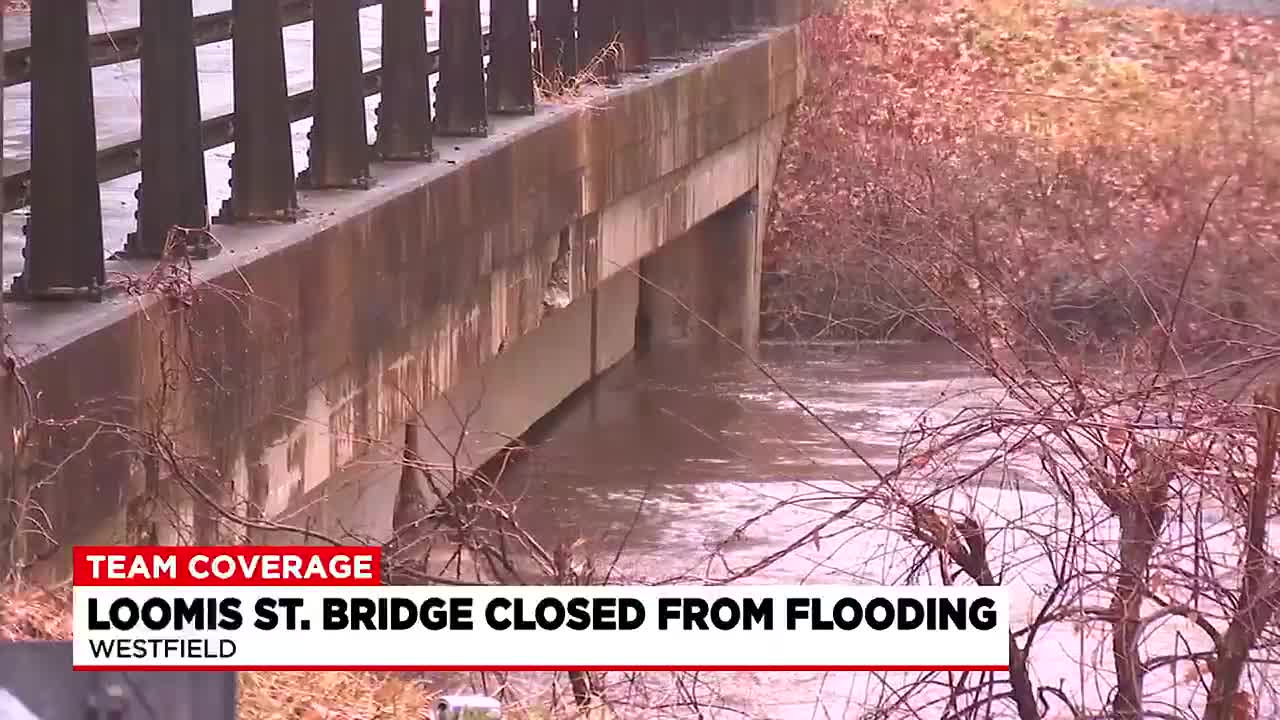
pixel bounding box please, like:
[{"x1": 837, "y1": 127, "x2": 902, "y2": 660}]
[{"x1": 637, "y1": 192, "x2": 761, "y2": 355}]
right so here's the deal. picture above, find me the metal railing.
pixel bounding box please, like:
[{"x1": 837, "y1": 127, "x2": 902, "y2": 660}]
[{"x1": 1, "y1": 0, "x2": 789, "y2": 301}]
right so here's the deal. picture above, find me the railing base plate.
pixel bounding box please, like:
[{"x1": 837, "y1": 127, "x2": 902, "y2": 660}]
[
  {"x1": 297, "y1": 169, "x2": 374, "y2": 191},
  {"x1": 116, "y1": 231, "x2": 224, "y2": 262},
  {"x1": 5, "y1": 277, "x2": 104, "y2": 303}
]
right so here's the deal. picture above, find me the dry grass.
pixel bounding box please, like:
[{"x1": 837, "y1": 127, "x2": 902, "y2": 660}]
[
  {"x1": 239, "y1": 672, "x2": 435, "y2": 720},
  {"x1": 533, "y1": 38, "x2": 625, "y2": 106},
  {"x1": 932, "y1": 0, "x2": 1280, "y2": 158},
  {"x1": 0, "y1": 586, "x2": 72, "y2": 641}
]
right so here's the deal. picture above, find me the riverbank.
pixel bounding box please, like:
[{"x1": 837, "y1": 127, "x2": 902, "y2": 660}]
[{"x1": 765, "y1": 0, "x2": 1280, "y2": 350}]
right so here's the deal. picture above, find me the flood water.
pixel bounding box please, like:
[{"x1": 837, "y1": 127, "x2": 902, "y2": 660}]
[
  {"x1": 460, "y1": 340, "x2": 1278, "y2": 720},
  {"x1": 492, "y1": 341, "x2": 996, "y2": 719},
  {"x1": 409, "y1": 340, "x2": 986, "y2": 719},
  {"x1": 504, "y1": 341, "x2": 989, "y2": 584}
]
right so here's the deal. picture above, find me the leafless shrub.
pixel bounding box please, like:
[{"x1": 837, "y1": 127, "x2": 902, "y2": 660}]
[{"x1": 533, "y1": 33, "x2": 624, "y2": 107}]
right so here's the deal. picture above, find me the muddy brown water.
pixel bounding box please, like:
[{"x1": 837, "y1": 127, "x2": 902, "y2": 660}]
[
  {"x1": 427, "y1": 342, "x2": 1008, "y2": 719},
  {"x1": 405, "y1": 340, "x2": 1277, "y2": 720},
  {"x1": 502, "y1": 342, "x2": 987, "y2": 580},
  {"x1": 543, "y1": 342, "x2": 982, "y2": 718}
]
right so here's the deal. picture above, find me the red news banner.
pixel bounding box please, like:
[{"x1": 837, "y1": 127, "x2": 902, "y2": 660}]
[{"x1": 71, "y1": 546, "x2": 1012, "y2": 672}]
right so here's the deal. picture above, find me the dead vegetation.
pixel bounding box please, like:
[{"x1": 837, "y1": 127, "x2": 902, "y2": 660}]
[
  {"x1": 765, "y1": 0, "x2": 1280, "y2": 349},
  {"x1": 0, "y1": 586, "x2": 70, "y2": 641},
  {"x1": 533, "y1": 35, "x2": 625, "y2": 106},
  {"x1": 238, "y1": 673, "x2": 435, "y2": 720}
]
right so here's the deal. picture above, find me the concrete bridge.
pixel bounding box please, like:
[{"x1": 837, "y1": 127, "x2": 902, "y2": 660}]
[{"x1": 0, "y1": 0, "x2": 824, "y2": 577}]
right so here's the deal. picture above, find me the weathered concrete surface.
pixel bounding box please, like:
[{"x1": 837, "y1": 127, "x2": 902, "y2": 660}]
[
  {"x1": 263, "y1": 266, "x2": 644, "y2": 545},
  {"x1": 0, "y1": 21, "x2": 813, "y2": 574},
  {"x1": 635, "y1": 110, "x2": 788, "y2": 356},
  {"x1": 638, "y1": 196, "x2": 757, "y2": 351}
]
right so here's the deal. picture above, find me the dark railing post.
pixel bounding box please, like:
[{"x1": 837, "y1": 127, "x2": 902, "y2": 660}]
[
  {"x1": 618, "y1": 2, "x2": 650, "y2": 72},
  {"x1": 11, "y1": 0, "x2": 104, "y2": 299},
  {"x1": 216, "y1": 0, "x2": 297, "y2": 223},
  {"x1": 707, "y1": 0, "x2": 733, "y2": 38},
  {"x1": 376, "y1": 0, "x2": 435, "y2": 160},
  {"x1": 536, "y1": 0, "x2": 577, "y2": 83},
  {"x1": 488, "y1": 0, "x2": 535, "y2": 115},
  {"x1": 302, "y1": 0, "x2": 371, "y2": 189},
  {"x1": 436, "y1": 0, "x2": 488, "y2": 137},
  {"x1": 684, "y1": 2, "x2": 705, "y2": 46},
  {"x1": 753, "y1": 0, "x2": 777, "y2": 26},
  {"x1": 730, "y1": 0, "x2": 754, "y2": 32},
  {"x1": 649, "y1": 0, "x2": 679, "y2": 59},
  {"x1": 124, "y1": 0, "x2": 213, "y2": 260},
  {"x1": 665, "y1": 1, "x2": 696, "y2": 52},
  {"x1": 578, "y1": 0, "x2": 619, "y2": 84}
]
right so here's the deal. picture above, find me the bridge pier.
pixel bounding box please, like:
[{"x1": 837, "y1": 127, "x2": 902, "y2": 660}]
[{"x1": 636, "y1": 194, "x2": 761, "y2": 356}]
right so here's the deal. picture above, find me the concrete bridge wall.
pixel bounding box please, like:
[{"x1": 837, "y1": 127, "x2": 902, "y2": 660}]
[{"x1": 0, "y1": 22, "x2": 810, "y2": 575}]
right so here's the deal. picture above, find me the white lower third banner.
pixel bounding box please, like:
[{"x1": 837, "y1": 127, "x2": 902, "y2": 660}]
[{"x1": 72, "y1": 585, "x2": 1011, "y2": 671}]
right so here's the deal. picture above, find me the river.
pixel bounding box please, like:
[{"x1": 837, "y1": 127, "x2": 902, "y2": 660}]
[
  {"x1": 425, "y1": 339, "x2": 1275, "y2": 720},
  {"x1": 494, "y1": 341, "x2": 999, "y2": 719},
  {"x1": 503, "y1": 341, "x2": 991, "y2": 585}
]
